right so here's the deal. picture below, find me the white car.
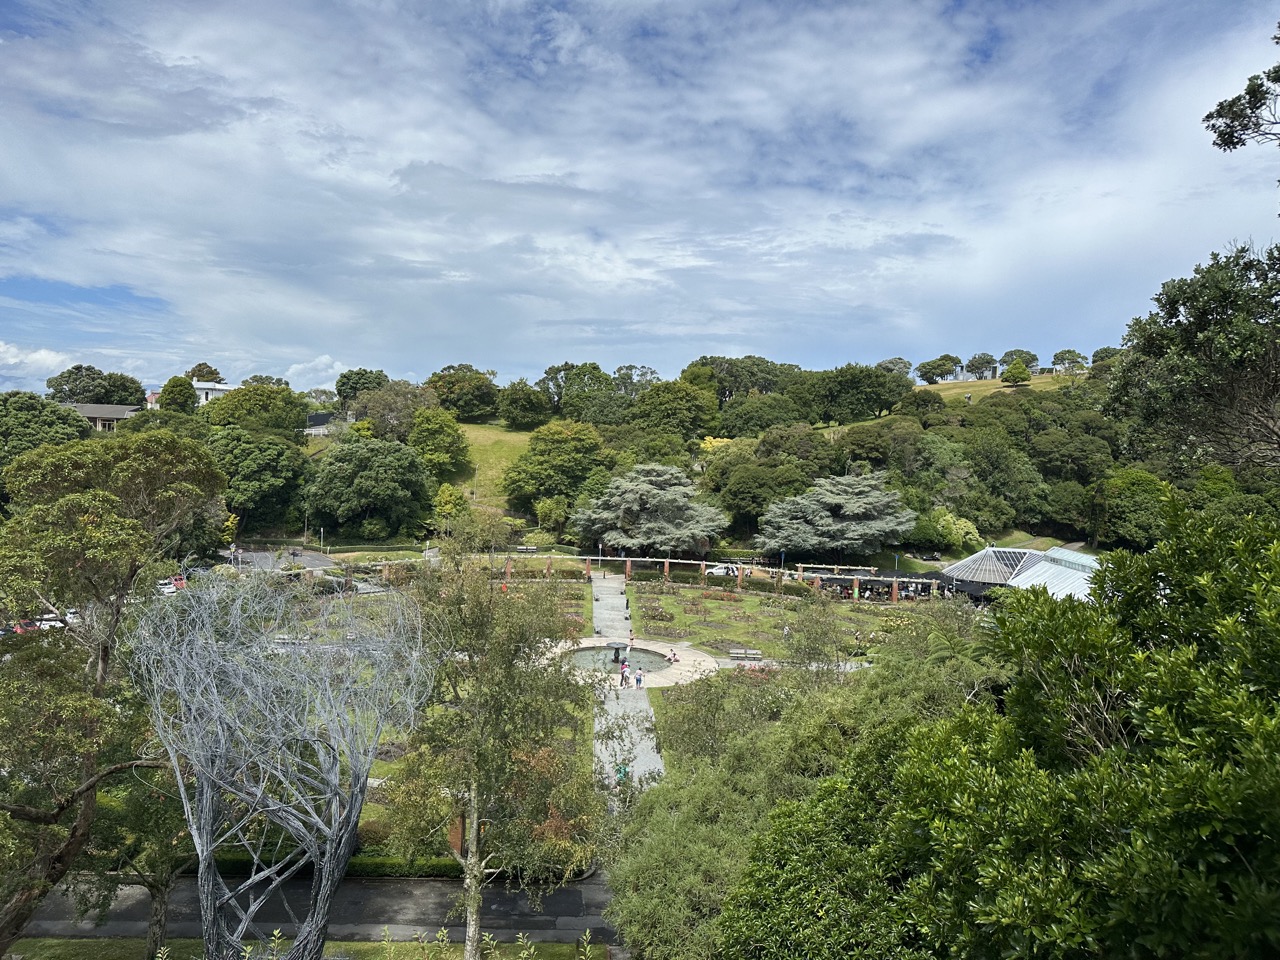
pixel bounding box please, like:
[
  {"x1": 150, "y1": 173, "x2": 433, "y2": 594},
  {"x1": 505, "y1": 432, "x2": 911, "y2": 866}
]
[{"x1": 707, "y1": 564, "x2": 739, "y2": 576}]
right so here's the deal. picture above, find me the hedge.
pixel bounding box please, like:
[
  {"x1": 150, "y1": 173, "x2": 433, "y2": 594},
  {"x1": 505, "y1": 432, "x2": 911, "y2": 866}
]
[{"x1": 213, "y1": 852, "x2": 462, "y2": 879}]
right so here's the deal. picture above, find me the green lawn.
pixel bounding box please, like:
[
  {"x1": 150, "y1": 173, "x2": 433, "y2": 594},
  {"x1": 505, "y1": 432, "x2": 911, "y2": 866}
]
[
  {"x1": 13, "y1": 938, "x2": 603, "y2": 959},
  {"x1": 630, "y1": 585, "x2": 884, "y2": 659},
  {"x1": 917, "y1": 373, "x2": 1062, "y2": 403},
  {"x1": 459, "y1": 423, "x2": 532, "y2": 510},
  {"x1": 994, "y1": 530, "x2": 1066, "y2": 551}
]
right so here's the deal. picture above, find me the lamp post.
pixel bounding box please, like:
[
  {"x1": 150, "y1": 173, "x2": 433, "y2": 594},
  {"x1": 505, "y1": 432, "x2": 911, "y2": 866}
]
[{"x1": 320, "y1": 527, "x2": 325, "y2": 553}]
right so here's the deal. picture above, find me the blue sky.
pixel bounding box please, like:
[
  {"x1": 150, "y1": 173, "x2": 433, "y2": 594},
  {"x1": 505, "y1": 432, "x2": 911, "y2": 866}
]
[{"x1": 0, "y1": 0, "x2": 1277, "y2": 392}]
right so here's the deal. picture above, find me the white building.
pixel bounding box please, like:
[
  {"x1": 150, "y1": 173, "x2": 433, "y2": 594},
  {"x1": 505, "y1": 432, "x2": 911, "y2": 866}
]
[{"x1": 192, "y1": 380, "x2": 236, "y2": 405}]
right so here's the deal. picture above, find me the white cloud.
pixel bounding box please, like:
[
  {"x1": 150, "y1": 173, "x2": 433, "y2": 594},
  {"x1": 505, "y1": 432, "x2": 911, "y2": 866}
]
[{"x1": 0, "y1": 0, "x2": 1276, "y2": 384}]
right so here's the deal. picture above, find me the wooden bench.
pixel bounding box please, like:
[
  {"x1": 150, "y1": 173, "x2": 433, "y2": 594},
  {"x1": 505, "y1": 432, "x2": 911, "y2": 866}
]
[
  {"x1": 729, "y1": 648, "x2": 764, "y2": 661},
  {"x1": 515, "y1": 545, "x2": 539, "y2": 553}
]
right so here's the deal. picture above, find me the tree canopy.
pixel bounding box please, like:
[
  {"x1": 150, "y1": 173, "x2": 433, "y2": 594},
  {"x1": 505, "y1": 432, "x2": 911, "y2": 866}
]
[
  {"x1": 45, "y1": 364, "x2": 145, "y2": 406},
  {"x1": 574, "y1": 463, "x2": 727, "y2": 556},
  {"x1": 156, "y1": 375, "x2": 198, "y2": 415},
  {"x1": 754, "y1": 473, "x2": 916, "y2": 558},
  {"x1": 0, "y1": 391, "x2": 90, "y2": 476}
]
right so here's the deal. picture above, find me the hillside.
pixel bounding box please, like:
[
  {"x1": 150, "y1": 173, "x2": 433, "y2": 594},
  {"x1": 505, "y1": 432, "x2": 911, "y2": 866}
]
[
  {"x1": 917, "y1": 372, "x2": 1062, "y2": 403},
  {"x1": 460, "y1": 422, "x2": 532, "y2": 509}
]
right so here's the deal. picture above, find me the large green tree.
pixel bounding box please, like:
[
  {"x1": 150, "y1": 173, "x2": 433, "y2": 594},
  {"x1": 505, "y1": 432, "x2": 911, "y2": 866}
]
[
  {"x1": 350, "y1": 379, "x2": 437, "y2": 442},
  {"x1": 1109, "y1": 243, "x2": 1280, "y2": 469},
  {"x1": 497, "y1": 378, "x2": 553, "y2": 430},
  {"x1": 407, "y1": 406, "x2": 472, "y2": 481},
  {"x1": 1204, "y1": 22, "x2": 1280, "y2": 153},
  {"x1": 501, "y1": 420, "x2": 611, "y2": 512},
  {"x1": 631, "y1": 379, "x2": 719, "y2": 440},
  {"x1": 183, "y1": 362, "x2": 224, "y2": 383},
  {"x1": 426, "y1": 364, "x2": 500, "y2": 422},
  {"x1": 0, "y1": 431, "x2": 225, "y2": 953},
  {"x1": 0, "y1": 391, "x2": 90, "y2": 475},
  {"x1": 156, "y1": 375, "x2": 198, "y2": 415},
  {"x1": 45, "y1": 364, "x2": 145, "y2": 406},
  {"x1": 573, "y1": 463, "x2": 727, "y2": 556},
  {"x1": 754, "y1": 473, "x2": 916, "y2": 559},
  {"x1": 914, "y1": 354, "x2": 962, "y2": 385},
  {"x1": 305, "y1": 436, "x2": 431, "y2": 539},
  {"x1": 200, "y1": 383, "x2": 309, "y2": 443},
  {"x1": 334, "y1": 367, "x2": 390, "y2": 410},
  {"x1": 206, "y1": 426, "x2": 310, "y2": 532},
  {"x1": 391, "y1": 562, "x2": 601, "y2": 960}
]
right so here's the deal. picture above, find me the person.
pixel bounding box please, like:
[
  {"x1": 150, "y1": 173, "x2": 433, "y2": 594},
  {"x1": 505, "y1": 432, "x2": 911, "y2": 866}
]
[
  {"x1": 635, "y1": 668, "x2": 644, "y2": 688},
  {"x1": 620, "y1": 663, "x2": 630, "y2": 688},
  {"x1": 665, "y1": 648, "x2": 680, "y2": 663}
]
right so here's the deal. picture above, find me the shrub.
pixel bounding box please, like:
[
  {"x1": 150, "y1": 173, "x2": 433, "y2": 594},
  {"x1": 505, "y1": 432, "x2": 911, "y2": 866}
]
[{"x1": 668, "y1": 570, "x2": 702, "y2": 585}]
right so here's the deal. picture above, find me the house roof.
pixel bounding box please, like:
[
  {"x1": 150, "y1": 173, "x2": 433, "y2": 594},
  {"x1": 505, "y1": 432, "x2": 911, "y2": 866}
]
[
  {"x1": 942, "y1": 547, "x2": 1042, "y2": 585},
  {"x1": 63, "y1": 403, "x2": 141, "y2": 419}
]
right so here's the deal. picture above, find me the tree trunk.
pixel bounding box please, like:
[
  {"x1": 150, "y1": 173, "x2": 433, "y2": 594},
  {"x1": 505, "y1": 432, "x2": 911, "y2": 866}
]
[
  {"x1": 0, "y1": 780, "x2": 97, "y2": 955},
  {"x1": 463, "y1": 786, "x2": 484, "y2": 960},
  {"x1": 144, "y1": 873, "x2": 173, "y2": 960}
]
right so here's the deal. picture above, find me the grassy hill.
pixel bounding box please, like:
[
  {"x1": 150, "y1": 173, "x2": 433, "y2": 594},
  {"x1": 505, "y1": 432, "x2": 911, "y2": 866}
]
[
  {"x1": 918, "y1": 373, "x2": 1063, "y2": 403},
  {"x1": 460, "y1": 422, "x2": 532, "y2": 509}
]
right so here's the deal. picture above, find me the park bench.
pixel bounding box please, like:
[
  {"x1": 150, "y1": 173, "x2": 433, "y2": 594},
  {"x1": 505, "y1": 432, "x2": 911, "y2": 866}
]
[
  {"x1": 729, "y1": 648, "x2": 764, "y2": 661},
  {"x1": 515, "y1": 545, "x2": 539, "y2": 553}
]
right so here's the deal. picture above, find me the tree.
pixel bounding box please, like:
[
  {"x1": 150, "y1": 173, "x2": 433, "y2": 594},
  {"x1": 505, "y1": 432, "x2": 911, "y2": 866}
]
[
  {"x1": 407, "y1": 406, "x2": 472, "y2": 481},
  {"x1": 427, "y1": 364, "x2": 499, "y2": 422},
  {"x1": 914, "y1": 354, "x2": 961, "y2": 385},
  {"x1": 613, "y1": 363, "x2": 660, "y2": 398},
  {"x1": 334, "y1": 367, "x2": 390, "y2": 410},
  {"x1": 240, "y1": 374, "x2": 289, "y2": 387},
  {"x1": 132, "y1": 575, "x2": 441, "y2": 960},
  {"x1": 560, "y1": 362, "x2": 617, "y2": 422},
  {"x1": 350, "y1": 379, "x2": 437, "y2": 442},
  {"x1": 1000, "y1": 358, "x2": 1032, "y2": 385},
  {"x1": 875, "y1": 357, "x2": 912, "y2": 377},
  {"x1": 999, "y1": 348, "x2": 1039, "y2": 371},
  {"x1": 1091, "y1": 345, "x2": 1122, "y2": 365},
  {"x1": 206, "y1": 426, "x2": 310, "y2": 532},
  {"x1": 45, "y1": 364, "x2": 144, "y2": 405},
  {"x1": 754, "y1": 473, "x2": 916, "y2": 559},
  {"x1": 156, "y1": 375, "x2": 198, "y2": 415},
  {"x1": 631, "y1": 379, "x2": 719, "y2": 440},
  {"x1": 846, "y1": 511, "x2": 1280, "y2": 958},
  {"x1": 390, "y1": 563, "x2": 601, "y2": 960},
  {"x1": 498, "y1": 378, "x2": 553, "y2": 430},
  {"x1": 755, "y1": 422, "x2": 838, "y2": 479},
  {"x1": 1204, "y1": 22, "x2": 1280, "y2": 153},
  {"x1": 184, "y1": 362, "x2": 224, "y2": 383},
  {"x1": 430, "y1": 482, "x2": 472, "y2": 535},
  {"x1": 305, "y1": 436, "x2": 431, "y2": 539},
  {"x1": 200, "y1": 383, "x2": 309, "y2": 443},
  {"x1": 574, "y1": 463, "x2": 727, "y2": 556},
  {"x1": 717, "y1": 461, "x2": 808, "y2": 536},
  {"x1": 501, "y1": 420, "x2": 611, "y2": 512},
  {"x1": 115, "y1": 409, "x2": 210, "y2": 441},
  {"x1": 718, "y1": 392, "x2": 804, "y2": 438},
  {"x1": 1108, "y1": 244, "x2": 1280, "y2": 468},
  {"x1": 0, "y1": 431, "x2": 225, "y2": 953},
  {"x1": 965, "y1": 351, "x2": 997, "y2": 377},
  {"x1": 0, "y1": 391, "x2": 90, "y2": 475},
  {"x1": 1088, "y1": 466, "x2": 1168, "y2": 549}
]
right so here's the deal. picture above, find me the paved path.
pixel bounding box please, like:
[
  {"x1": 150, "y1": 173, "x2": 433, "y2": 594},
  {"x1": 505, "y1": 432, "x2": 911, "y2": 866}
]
[{"x1": 26, "y1": 874, "x2": 615, "y2": 946}]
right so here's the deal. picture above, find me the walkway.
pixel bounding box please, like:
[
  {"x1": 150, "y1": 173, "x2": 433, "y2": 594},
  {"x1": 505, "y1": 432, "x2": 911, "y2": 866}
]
[{"x1": 26, "y1": 874, "x2": 614, "y2": 946}]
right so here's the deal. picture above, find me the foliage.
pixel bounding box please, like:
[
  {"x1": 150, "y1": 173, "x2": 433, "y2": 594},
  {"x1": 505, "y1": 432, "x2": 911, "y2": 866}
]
[
  {"x1": 408, "y1": 406, "x2": 472, "y2": 481},
  {"x1": 965, "y1": 351, "x2": 997, "y2": 376},
  {"x1": 876, "y1": 357, "x2": 912, "y2": 377},
  {"x1": 1000, "y1": 348, "x2": 1040, "y2": 371},
  {"x1": 573, "y1": 463, "x2": 727, "y2": 556},
  {"x1": 201, "y1": 384, "x2": 309, "y2": 443},
  {"x1": 392, "y1": 564, "x2": 602, "y2": 960},
  {"x1": 717, "y1": 392, "x2": 803, "y2": 438},
  {"x1": 499, "y1": 378, "x2": 553, "y2": 430},
  {"x1": 914, "y1": 354, "x2": 961, "y2": 385},
  {"x1": 431, "y1": 482, "x2": 472, "y2": 534},
  {"x1": 1108, "y1": 243, "x2": 1280, "y2": 469},
  {"x1": 0, "y1": 391, "x2": 91, "y2": 476},
  {"x1": 241, "y1": 374, "x2": 289, "y2": 387},
  {"x1": 754, "y1": 473, "x2": 916, "y2": 559},
  {"x1": 335, "y1": 367, "x2": 391, "y2": 409},
  {"x1": 1204, "y1": 21, "x2": 1280, "y2": 152},
  {"x1": 184, "y1": 362, "x2": 224, "y2": 383},
  {"x1": 352, "y1": 380, "x2": 438, "y2": 443},
  {"x1": 631, "y1": 379, "x2": 718, "y2": 441},
  {"x1": 115, "y1": 409, "x2": 210, "y2": 441},
  {"x1": 156, "y1": 375, "x2": 198, "y2": 414},
  {"x1": 45, "y1": 364, "x2": 145, "y2": 406},
  {"x1": 206, "y1": 426, "x2": 310, "y2": 532},
  {"x1": 305, "y1": 436, "x2": 432, "y2": 537},
  {"x1": 1089, "y1": 467, "x2": 1168, "y2": 549},
  {"x1": 1000, "y1": 358, "x2": 1032, "y2": 384},
  {"x1": 502, "y1": 421, "x2": 610, "y2": 513},
  {"x1": 427, "y1": 364, "x2": 500, "y2": 422}
]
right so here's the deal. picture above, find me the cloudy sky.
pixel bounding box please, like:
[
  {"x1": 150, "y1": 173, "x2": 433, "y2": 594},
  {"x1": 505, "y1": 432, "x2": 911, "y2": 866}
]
[{"x1": 1, "y1": 0, "x2": 1277, "y2": 392}]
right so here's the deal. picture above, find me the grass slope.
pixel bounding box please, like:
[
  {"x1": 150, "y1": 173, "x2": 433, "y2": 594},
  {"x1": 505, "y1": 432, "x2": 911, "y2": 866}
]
[
  {"x1": 917, "y1": 373, "x2": 1063, "y2": 403},
  {"x1": 460, "y1": 422, "x2": 532, "y2": 510}
]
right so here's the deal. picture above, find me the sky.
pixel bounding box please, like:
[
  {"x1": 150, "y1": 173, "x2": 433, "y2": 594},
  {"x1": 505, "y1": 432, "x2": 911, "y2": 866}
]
[{"x1": 1, "y1": 0, "x2": 1278, "y2": 393}]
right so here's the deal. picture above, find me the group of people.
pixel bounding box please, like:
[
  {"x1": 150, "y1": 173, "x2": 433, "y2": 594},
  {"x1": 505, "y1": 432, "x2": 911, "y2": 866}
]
[{"x1": 619, "y1": 659, "x2": 645, "y2": 688}]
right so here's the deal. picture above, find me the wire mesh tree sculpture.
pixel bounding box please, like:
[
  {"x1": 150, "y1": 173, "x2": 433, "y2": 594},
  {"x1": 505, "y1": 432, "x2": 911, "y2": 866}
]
[{"x1": 130, "y1": 574, "x2": 445, "y2": 960}]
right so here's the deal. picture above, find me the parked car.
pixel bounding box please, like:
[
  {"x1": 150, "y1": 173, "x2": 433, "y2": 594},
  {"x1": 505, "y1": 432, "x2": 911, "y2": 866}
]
[{"x1": 707, "y1": 564, "x2": 739, "y2": 576}]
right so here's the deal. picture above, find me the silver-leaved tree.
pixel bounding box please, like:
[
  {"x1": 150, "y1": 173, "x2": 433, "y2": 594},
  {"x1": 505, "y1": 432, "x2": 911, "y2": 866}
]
[{"x1": 131, "y1": 575, "x2": 445, "y2": 960}]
